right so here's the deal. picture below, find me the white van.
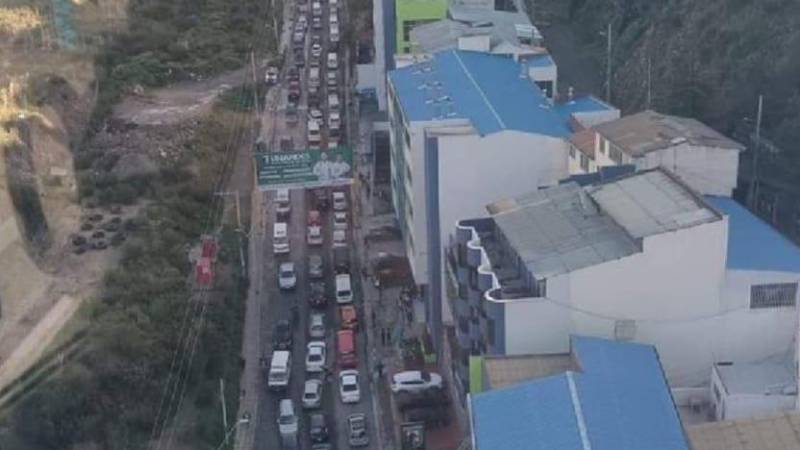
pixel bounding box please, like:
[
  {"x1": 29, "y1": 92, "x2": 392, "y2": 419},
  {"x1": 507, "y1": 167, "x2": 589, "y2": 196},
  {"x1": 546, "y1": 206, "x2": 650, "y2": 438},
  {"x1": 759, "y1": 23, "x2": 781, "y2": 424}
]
[
  {"x1": 276, "y1": 188, "x2": 291, "y2": 217},
  {"x1": 268, "y1": 350, "x2": 292, "y2": 390},
  {"x1": 273, "y1": 222, "x2": 289, "y2": 254},
  {"x1": 335, "y1": 273, "x2": 353, "y2": 304},
  {"x1": 308, "y1": 120, "x2": 321, "y2": 146},
  {"x1": 327, "y1": 52, "x2": 338, "y2": 69},
  {"x1": 277, "y1": 399, "x2": 298, "y2": 444}
]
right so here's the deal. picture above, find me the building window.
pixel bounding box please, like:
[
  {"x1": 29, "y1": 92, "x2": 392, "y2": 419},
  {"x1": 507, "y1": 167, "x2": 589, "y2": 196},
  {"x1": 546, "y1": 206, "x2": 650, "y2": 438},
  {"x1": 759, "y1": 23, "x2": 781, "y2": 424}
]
[
  {"x1": 750, "y1": 283, "x2": 798, "y2": 309},
  {"x1": 487, "y1": 319, "x2": 496, "y2": 346},
  {"x1": 579, "y1": 154, "x2": 589, "y2": 171},
  {"x1": 569, "y1": 145, "x2": 576, "y2": 159}
]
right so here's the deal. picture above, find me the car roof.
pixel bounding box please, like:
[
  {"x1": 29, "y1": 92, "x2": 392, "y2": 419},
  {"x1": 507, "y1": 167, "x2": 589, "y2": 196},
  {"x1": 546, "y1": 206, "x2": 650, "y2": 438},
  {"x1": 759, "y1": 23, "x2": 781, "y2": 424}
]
[
  {"x1": 309, "y1": 254, "x2": 322, "y2": 262},
  {"x1": 280, "y1": 262, "x2": 294, "y2": 269},
  {"x1": 305, "y1": 379, "x2": 321, "y2": 390},
  {"x1": 393, "y1": 371, "x2": 425, "y2": 382}
]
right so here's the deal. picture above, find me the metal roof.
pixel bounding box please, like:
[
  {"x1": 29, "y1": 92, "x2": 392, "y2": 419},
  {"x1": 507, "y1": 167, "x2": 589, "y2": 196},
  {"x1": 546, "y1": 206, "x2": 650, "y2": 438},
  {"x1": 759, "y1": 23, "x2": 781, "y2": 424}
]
[
  {"x1": 706, "y1": 196, "x2": 800, "y2": 272},
  {"x1": 471, "y1": 336, "x2": 689, "y2": 450},
  {"x1": 489, "y1": 170, "x2": 720, "y2": 279},
  {"x1": 688, "y1": 413, "x2": 800, "y2": 450},
  {"x1": 554, "y1": 95, "x2": 614, "y2": 120},
  {"x1": 592, "y1": 110, "x2": 745, "y2": 156},
  {"x1": 587, "y1": 169, "x2": 719, "y2": 239},
  {"x1": 491, "y1": 182, "x2": 639, "y2": 279},
  {"x1": 388, "y1": 49, "x2": 572, "y2": 137}
]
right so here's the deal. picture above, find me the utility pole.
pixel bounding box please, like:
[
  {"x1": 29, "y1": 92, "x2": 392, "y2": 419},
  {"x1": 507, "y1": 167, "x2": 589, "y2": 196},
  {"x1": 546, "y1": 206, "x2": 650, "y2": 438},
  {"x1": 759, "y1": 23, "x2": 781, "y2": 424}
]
[
  {"x1": 219, "y1": 378, "x2": 228, "y2": 432},
  {"x1": 250, "y1": 51, "x2": 260, "y2": 117},
  {"x1": 748, "y1": 95, "x2": 764, "y2": 210},
  {"x1": 646, "y1": 56, "x2": 652, "y2": 109},
  {"x1": 605, "y1": 22, "x2": 612, "y2": 103}
]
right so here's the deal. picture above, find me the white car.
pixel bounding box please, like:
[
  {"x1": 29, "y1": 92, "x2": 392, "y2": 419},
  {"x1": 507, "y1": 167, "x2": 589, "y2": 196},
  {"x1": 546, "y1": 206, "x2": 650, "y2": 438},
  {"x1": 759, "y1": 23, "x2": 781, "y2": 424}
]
[
  {"x1": 278, "y1": 262, "x2": 297, "y2": 290},
  {"x1": 277, "y1": 399, "x2": 298, "y2": 436},
  {"x1": 332, "y1": 191, "x2": 347, "y2": 211},
  {"x1": 332, "y1": 229, "x2": 346, "y2": 248},
  {"x1": 308, "y1": 313, "x2": 325, "y2": 339},
  {"x1": 311, "y1": 43, "x2": 323, "y2": 58},
  {"x1": 308, "y1": 225, "x2": 323, "y2": 245},
  {"x1": 333, "y1": 212, "x2": 347, "y2": 230},
  {"x1": 306, "y1": 341, "x2": 326, "y2": 372},
  {"x1": 339, "y1": 370, "x2": 361, "y2": 404},
  {"x1": 308, "y1": 108, "x2": 324, "y2": 125},
  {"x1": 390, "y1": 370, "x2": 443, "y2": 394},
  {"x1": 302, "y1": 378, "x2": 323, "y2": 409},
  {"x1": 329, "y1": 111, "x2": 341, "y2": 130}
]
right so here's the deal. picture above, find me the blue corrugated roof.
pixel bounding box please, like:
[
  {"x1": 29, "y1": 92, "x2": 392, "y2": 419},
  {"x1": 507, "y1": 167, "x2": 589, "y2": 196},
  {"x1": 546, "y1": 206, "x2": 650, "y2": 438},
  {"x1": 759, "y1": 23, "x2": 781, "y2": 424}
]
[
  {"x1": 471, "y1": 336, "x2": 688, "y2": 450},
  {"x1": 388, "y1": 50, "x2": 572, "y2": 137},
  {"x1": 706, "y1": 196, "x2": 800, "y2": 272},
  {"x1": 554, "y1": 95, "x2": 614, "y2": 121}
]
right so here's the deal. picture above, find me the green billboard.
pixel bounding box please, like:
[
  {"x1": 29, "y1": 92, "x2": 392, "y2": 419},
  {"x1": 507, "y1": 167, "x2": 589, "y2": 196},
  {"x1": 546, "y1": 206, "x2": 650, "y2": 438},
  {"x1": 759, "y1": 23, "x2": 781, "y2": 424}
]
[{"x1": 255, "y1": 147, "x2": 354, "y2": 190}]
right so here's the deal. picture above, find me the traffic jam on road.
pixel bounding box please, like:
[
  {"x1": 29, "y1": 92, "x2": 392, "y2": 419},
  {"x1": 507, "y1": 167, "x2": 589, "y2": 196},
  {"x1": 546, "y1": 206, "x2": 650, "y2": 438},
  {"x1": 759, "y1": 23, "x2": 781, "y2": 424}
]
[{"x1": 257, "y1": 0, "x2": 375, "y2": 447}]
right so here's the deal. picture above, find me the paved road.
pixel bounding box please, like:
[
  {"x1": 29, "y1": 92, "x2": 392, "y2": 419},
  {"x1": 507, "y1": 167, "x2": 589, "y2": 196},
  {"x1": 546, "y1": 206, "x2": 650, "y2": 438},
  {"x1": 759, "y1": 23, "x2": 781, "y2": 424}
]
[{"x1": 239, "y1": 0, "x2": 382, "y2": 446}]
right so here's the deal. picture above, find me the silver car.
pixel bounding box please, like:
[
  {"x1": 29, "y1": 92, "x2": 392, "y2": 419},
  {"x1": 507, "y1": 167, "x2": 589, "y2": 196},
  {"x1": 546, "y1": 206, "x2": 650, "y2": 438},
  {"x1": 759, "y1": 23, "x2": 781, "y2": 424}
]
[
  {"x1": 303, "y1": 378, "x2": 323, "y2": 409},
  {"x1": 308, "y1": 254, "x2": 324, "y2": 279},
  {"x1": 308, "y1": 313, "x2": 325, "y2": 338}
]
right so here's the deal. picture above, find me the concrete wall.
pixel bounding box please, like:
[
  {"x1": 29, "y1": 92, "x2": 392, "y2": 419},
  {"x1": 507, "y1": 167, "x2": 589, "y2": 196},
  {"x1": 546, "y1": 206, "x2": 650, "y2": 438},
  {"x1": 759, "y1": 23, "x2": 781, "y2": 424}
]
[
  {"x1": 711, "y1": 365, "x2": 797, "y2": 421},
  {"x1": 434, "y1": 131, "x2": 568, "y2": 319},
  {"x1": 638, "y1": 144, "x2": 740, "y2": 197}
]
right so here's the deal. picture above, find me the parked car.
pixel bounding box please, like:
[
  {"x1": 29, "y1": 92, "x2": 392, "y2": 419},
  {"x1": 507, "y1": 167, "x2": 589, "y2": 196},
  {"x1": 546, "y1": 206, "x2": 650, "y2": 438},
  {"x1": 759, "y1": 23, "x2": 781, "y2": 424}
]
[
  {"x1": 312, "y1": 16, "x2": 322, "y2": 30},
  {"x1": 309, "y1": 413, "x2": 329, "y2": 443},
  {"x1": 333, "y1": 211, "x2": 347, "y2": 230},
  {"x1": 278, "y1": 262, "x2": 297, "y2": 290},
  {"x1": 308, "y1": 254, "x2": 324, "y2": 279},
  {"x1": 339, "y1": 305, "x2": 358, "y2": 330},
  {"x1": 339, "y1": 369, "x2": 361, "y2": 404},
  {"x1": 305, "y1": 340, "x2": 327, "y2": 372},
  {"x1": 390, "y1": 370, "x2": 444, "y2": 394},
  {"x1": 311, "y1": 43, "x2": 323, "y2": 58},
  {"x1": 308, "y1": 108, "x2": 324, "y2": 125},
  {"x1": 308, "y1": 225, "x2": 323, "y2": 246},
  {"x1": 309, "y1": 313, "x2": 326, "y2": 338},
  {"x1": 329, "y1": 111, "x2": 341, "y2": 129},
  {"x1": 272, "y1": 319, "x2": 293, "y2": 351},
  {"x1": 327, "y1": 70, "x2": 337, "y2": 87},
  {"x1": 265, "y1": 66, "x2": 279, "y2": 85},
  {"x1": 288, "y1": 67, "x2": 300, "y2": 81},
  {"x1": 302, "y1": 378, "x2": 323, "y2": 409},
  {"x1": 309, "y1": 282, "x2": 328, "y2": 309},
  {"x1": 313, "y1": 188, "x2": 329, "y2": 210},
  {"x1": 347, "y1": 413, "x2": 369, "y2": 447},
  {"x1": 277, "y1": 399, "x2": 298, "y2": 436},
  {"x1": 332, "y1": 191, "x2": 347, "y2": 210},
  {"x1": 332, "y1": 229, "x2": 346, "y2": 248}
]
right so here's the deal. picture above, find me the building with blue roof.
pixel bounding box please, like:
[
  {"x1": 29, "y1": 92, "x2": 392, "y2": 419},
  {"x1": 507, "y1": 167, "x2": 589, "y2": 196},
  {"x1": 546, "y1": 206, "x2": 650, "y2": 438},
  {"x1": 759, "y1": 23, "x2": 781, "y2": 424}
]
[
  {"x1": 387, "y1": 50, "x2": 616, "y2": 306},
  {"x1": 469, "y1": 336, "x2": 689, "y2": 450},
  {"x1": 446, "y1": 168, "x2": 800, "y2": 402}
]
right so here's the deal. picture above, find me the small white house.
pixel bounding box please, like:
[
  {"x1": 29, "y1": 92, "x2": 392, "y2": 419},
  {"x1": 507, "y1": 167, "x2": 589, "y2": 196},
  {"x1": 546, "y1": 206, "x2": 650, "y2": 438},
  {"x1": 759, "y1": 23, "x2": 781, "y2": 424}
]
[{"x1": 567, "y1": 110, "x2": 744, "y2": 197}]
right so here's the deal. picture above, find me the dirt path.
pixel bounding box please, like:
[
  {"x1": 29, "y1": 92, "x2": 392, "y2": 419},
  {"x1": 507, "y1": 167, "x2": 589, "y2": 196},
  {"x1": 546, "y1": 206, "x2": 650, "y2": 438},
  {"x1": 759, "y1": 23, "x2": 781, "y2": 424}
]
[
  {"x1": 113, "y1": 68, "x2": 250, "y2": 125},
  {"x1": 0, "y1": 294, "x2": 80, "y2": 389}
]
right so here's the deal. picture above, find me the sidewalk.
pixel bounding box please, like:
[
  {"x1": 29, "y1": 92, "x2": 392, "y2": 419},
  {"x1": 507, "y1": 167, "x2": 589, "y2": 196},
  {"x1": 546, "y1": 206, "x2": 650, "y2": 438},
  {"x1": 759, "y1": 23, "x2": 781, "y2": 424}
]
[{"x1": 353, "y1": 111, "x2": 465, "y2": 450}]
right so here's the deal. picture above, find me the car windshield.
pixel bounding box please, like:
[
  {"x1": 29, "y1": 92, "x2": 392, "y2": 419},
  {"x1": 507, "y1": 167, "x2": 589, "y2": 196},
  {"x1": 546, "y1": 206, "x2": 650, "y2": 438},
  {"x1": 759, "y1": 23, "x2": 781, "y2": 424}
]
[
  {"x1": 279, "y1": 414, "x2": 295, "y2": 425},
  {"x1": 309, "y1": 354, "x2": 321, "y2": 362}
]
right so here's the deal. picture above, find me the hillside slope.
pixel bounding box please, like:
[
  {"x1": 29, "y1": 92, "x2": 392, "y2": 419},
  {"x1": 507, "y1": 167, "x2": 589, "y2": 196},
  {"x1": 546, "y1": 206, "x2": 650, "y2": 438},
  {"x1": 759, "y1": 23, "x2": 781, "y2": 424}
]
[{"x1": 543, "y1": 0, "x2": 800, "y2": 155}]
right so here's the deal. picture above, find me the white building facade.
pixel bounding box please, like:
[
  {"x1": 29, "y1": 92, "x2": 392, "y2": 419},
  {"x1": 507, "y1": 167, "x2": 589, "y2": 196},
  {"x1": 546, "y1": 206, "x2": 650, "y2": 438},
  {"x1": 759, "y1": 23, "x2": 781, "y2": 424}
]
[
  {"x1": 567, "y1": 110, "x2": 744, "y2": 197},
  {"x1": 447, "y1": 169, "x2": 800, "y2": 399}
]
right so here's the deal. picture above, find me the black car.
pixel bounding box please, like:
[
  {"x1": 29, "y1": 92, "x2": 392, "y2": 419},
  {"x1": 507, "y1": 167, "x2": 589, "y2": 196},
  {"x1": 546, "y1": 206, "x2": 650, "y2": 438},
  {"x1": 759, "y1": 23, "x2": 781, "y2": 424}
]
[
  {"x1": 272, "y1": 319, "x2": 293, "y2": 350},
  {"x1": 313, "y1": 188, "x2": 329, "y2": 211},
  {"x1": 288, "y1": 67, "x2": 300, "y2": 81},
  {"x1": 309, "y1": 282, "x2": 327, "y2": 309},
  {"x1": 309, "y1": 413, "x2": 329, "y2": 443}
]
